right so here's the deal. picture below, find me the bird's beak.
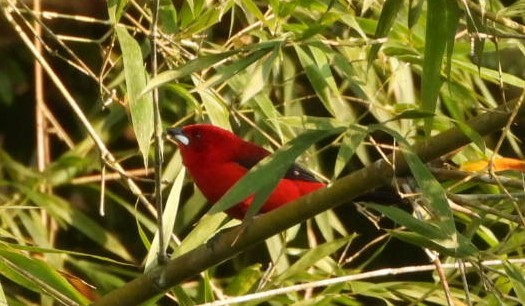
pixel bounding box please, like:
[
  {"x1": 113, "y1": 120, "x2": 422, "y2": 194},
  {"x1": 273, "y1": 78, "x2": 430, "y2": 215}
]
[{"x1": 166, "y1": 127, "x2": 190, "y2": 146}]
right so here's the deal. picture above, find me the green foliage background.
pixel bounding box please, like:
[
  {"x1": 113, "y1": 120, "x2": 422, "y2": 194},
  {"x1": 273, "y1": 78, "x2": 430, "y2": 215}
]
[{"x1": 1, "y1": 0, "x2": 525, "y2": 305}]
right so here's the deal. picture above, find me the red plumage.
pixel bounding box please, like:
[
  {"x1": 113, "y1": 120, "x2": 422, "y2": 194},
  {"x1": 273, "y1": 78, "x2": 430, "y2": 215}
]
[{"x1": 167, "y1": 124, "x2": 324, "y2": 219}]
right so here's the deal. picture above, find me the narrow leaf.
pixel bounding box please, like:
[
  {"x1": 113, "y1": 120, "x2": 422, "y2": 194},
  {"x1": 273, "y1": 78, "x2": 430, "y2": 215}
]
[
  {"x1": 276, "y1": 236, "x2": 354, "y2": 283},
  {"x1": 444, "y1": 1, "x2": 461, "y2": 78},
  {"x1": 144, "y1": 167, "x2": 185, "y2": 271},
  {"x1": 194, "y1": 48, "x2": 274, "y2": 93},
  {"x1": 504, "y1": 261, "x2": 525, "y2": 302},
  {"x1": 13, "y1": 183, "x2": 133, "y2": 261},
  {"x1": 421, "y1": 0, "x2": 448, "y2": 134},
  {"x1": 241, "y1": 46, "x2": 280, "y2": 104},
  {"x1": 368, "y1": 0, "x2": 403, "y2": 66},
  {"x1": 116, "y1": 26, "x2": 153, "y2": 167},
  {"x1": 159, "y1": 0, "x2": 179, "y2": 34},
  {"x1": 142, "y1": 50, "x2": 239, "y2": 95},
  {"x1": 225, "y1": 264, "x2": 262, "y2": 296},
  {"x1": 0, "y1": 247, "x2": 90, "y2": 304},
  {"x1": 295, "y1": 44, "x2": 354, "y2": 122},
  {"x1": 333, "y1": 128, "x2": 368, "y2": 179}
]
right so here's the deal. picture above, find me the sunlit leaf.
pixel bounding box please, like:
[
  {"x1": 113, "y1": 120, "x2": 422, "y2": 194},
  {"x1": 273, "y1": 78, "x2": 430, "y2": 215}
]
[
  {"x1": 461, "y1": 157, "x2": 525, "y2": 173},
  {"x1": 333, "y1": 128, "x2": 368, "y2": 179},
  {"x1": 144, "y1": 166, "x2": 185, "y2": 271},
  {"x1": 294, "y1": 44, "x2": 354, "y2": 122},
  {"x1": 225, "y1": 264, "x2": 262, "y2": 296},
  {"x1": 116, "y1": 26, "x2": 153, "y2": 167},
  {"x1": 143, "y1": 50, "x2": 239, "y2": 95},
  {"x1": 159, "y1": 0, "x2": 178, "y2": 33}
]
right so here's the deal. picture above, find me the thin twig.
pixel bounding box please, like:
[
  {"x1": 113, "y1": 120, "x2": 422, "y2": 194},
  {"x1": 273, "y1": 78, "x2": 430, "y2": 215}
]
[
  {"x1": 71, "y1": 168, "x2": 155, "y2": 184},
  {"x1": 41, "y1": 103, "x2": 75, "y2": 148},
  {"x1": 197, "y1": 258, "x2": 525, "y2": 306},
  {"x1": 489, "y1": 91, "x2": 525, "y2": 225},
  {"x1": 150, "y1": 0, "x2": 167, "y2": 264},
  {"x1": 459, "y1": 0, "x2": 525, "y2": 34},
  {"x1": 15, "y1": 0, "x2": 111, "y2": 95},
  {"x1": 33, "y1": 0, "x2": 47, "y2": 174},
  {"x1": 431, "y1": 168, "x2": 525, "y2": 189}
]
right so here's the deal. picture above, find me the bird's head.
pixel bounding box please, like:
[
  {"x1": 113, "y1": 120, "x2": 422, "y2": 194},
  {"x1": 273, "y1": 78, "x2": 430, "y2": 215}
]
[{"x1": 166, "y1": 124, "x2": 240, "y2": 165}]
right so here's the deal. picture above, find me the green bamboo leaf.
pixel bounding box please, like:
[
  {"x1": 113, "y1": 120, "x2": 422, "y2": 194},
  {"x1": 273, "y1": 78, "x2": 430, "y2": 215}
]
[
  {"x1": 184, "y1": 2, "x2": 224, "y2": 34},
  {"x1": 0, "y1": 247, "x2": 90, "y2": 305},
  {"x1": 241, "y1": 46, "x2": 280, "y2": 104},
  {"x1": 159, "y1": 0, "x2": 178, "y2": 34},
  {"x1": 0, "y1": 250, "x2": 39, "y2": 292},
  {"x1": 401, "y1": 145, "x2": 455, "y2": 232},
  {"x1": 43, "y1": 153, "x2": 93, "y2": 186},
  {"x1": 172, "y1": 286, "x2": 195, "y2": 306},
  {"x1": 504, "y1": 261, "x2": 525, "y2": 302},
  {"x1": 2, "y1": 240, "x2": 136, "y2": 266},
  {"x1": 0, "y1": 150, "x2": 42, "y2": 183},
  {"x1": 225, "y1": 264, "x2": 262, "y2": 296},
  {"x1": 19, "y1": 210, "x2": 51, "y2": 250},
  {"x1": 178, "y1": 0, "x2": 196, "y2": 27},
  {"x1": 452, "y1": 58, "x2": 525, "y2": 87},
  {"x1": 240, "y1": 0, "x2": 265, "y2": 22},
  {"x1": 314, "y1": 210, "x2": 351, "y2": 243},
  {"x1": 454, "y1": 120, "x2": 486, "y2": 153},
  {"x1": 444, "y1": 1, "x2": 460, "y2": 78},
  {"x1": 387, "y1": 109, "x2": 435, "y2": 121},
  {"x1": 68, "y1": 259, "x2": 128, "y2": 293},
  {"x1": 366, "y1": 126, "x2": 475, "y2": 255},
  {"x1": 366, "y1": 204, "x2": 448, "y2": 239},
  {"x1": 0, "y1": 281, "x2": 6, "y2": 306},
  {"x1": 333, "y1": 128, "x2": 368, "y2": 179},
  {"x1": 366, "y1": 204, "x2": 477, "y2": 257},
  {"x1": 209, "y1": 128, "x2": 346, "y2": 219},
  {"x1": 294, "y1": 44, "x2": 354, "y2": 122},
  {"x1": 193, "y1": 80, "x2": 231, "y2": 129},
  {"x1": 194, "y1": 47, "x2": 274, "y2": 93},
  {"x1": 13, "y1": 183, "x2": 133, "y2": 261},
  {"x1": 391, "y1": 231, "x2": 477, "y2": 258},
  {"x1": 107, "y1": 0, "x2": 128, "y2": 23},
  {"x1": 275, "y1": 116, "x2": 348, "y2": 130},
  {"x1": 265, "y1": 234, "x2": 291, "y2": 274},
  {"x1": 275, "y1": 236, "x2": 354, "y2": 283},
  {"x1": 116, "y1": 26, "x2": 153, "y2": 167},
  {"x1": 142, "y1": 50, "x2": 239, "y2": 95},
  {"x1": 171, "y1": 213, "x2": 230, "y2": 258},
  {"x1": 250, "y1": 95, "x2": 287, "y2": 142},
  {"x1": 421, "y1": 10, "x2": 444, "y2": 131},
  {"x1": 408, "y1": 0, "x2": 425, "y2": 28},
  {"x1": 368, "y1": 0, "x2": 403, "y2": 66},
  {"x1": 421, "y1": 0, "x2": 457, "y2": 134},
  {"x1": 144, "y1": 167, "x2": 185, "y2": 271}
]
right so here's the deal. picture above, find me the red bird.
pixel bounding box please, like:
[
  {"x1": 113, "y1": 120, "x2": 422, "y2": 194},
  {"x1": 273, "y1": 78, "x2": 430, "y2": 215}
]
[{"x1": 166, "y1": 124, "x2": 325, "y2": 219}]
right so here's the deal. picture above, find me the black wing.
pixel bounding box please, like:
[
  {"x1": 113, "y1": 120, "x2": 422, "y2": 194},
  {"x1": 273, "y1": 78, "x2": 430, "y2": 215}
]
[
  {"x1": 237, "y1": 158, "x2": 320, "y2": 183},
  {"x1": 284, "y1": 163, "x2": 321, "y2": 182}
]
